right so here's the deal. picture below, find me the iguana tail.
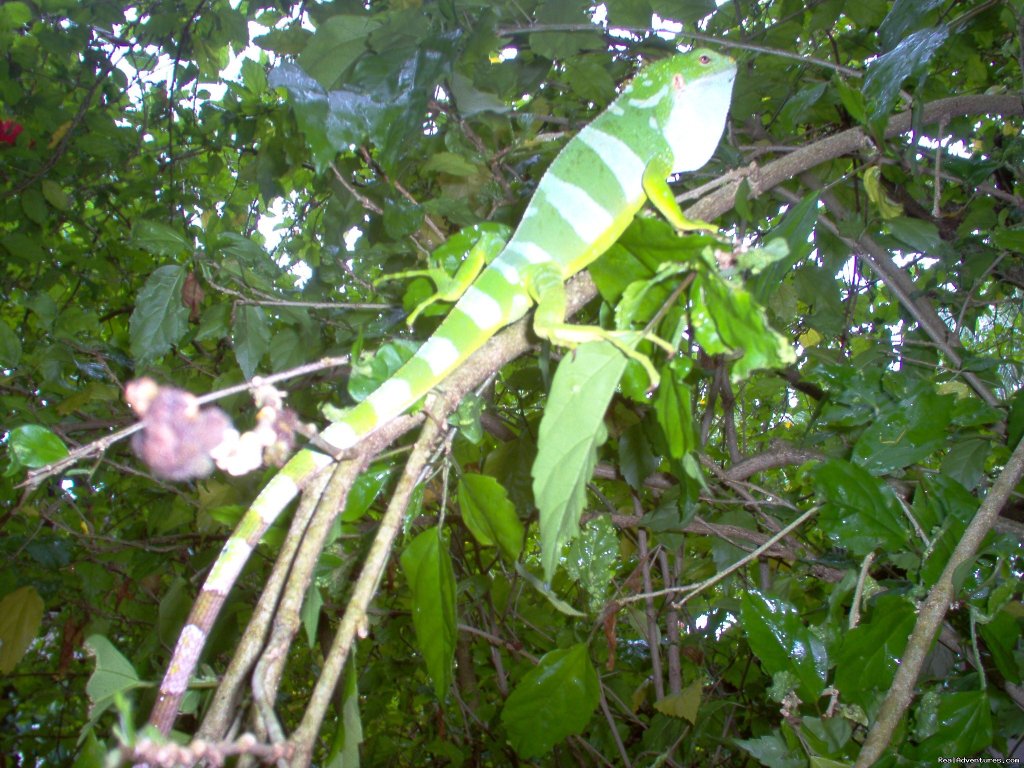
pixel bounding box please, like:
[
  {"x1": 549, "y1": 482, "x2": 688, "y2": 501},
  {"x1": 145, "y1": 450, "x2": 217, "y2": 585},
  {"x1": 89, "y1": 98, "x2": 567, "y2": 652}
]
[{"x1": 148, "y1": 259, "x2": 530, "y2": 733}]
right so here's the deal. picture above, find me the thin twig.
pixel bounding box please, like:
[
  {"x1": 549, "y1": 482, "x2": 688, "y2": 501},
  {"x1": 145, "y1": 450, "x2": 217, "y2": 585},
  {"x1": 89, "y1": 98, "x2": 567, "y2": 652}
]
[{"x1": 617, "y1": 507, "x2": 819, "y2": 607}]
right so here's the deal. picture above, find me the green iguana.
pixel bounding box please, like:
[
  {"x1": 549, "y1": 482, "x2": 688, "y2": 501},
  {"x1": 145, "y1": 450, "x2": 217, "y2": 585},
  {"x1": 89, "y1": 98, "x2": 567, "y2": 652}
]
[{"x1": 147, "y1": 48, "x2": 737, "y2": 732}]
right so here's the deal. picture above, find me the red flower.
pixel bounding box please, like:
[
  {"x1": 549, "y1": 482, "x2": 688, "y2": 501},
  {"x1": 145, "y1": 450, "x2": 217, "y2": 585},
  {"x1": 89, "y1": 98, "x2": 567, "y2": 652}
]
[{"x1": 0, "y1": 120, "x2": 24, "y2": 146}]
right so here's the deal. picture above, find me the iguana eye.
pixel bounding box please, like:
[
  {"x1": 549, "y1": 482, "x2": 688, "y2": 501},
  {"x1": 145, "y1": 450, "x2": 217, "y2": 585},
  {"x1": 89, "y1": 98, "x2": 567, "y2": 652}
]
[{"x1": 699, "y1": 54, "x2": 711, "y2": 64}]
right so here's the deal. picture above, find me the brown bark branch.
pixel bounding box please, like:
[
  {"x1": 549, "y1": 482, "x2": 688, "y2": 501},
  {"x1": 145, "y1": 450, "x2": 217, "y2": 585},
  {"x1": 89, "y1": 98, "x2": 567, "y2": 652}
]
[{"x1": 855, "y1": 437, "x2": 1024, "y2": 766}]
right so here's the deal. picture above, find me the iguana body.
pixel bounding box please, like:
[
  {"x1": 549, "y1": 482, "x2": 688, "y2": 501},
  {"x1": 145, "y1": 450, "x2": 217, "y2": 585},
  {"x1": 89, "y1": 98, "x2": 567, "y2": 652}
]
[{"x1": 149, "y1": 49, "x2": 736, "y2": 731}]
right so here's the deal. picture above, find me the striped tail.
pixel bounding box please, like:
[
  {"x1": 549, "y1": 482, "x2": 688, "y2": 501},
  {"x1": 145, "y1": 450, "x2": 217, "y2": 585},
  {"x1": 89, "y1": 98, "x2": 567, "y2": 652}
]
[
  {"x1": 148, "y1": 258, "x2": 528, "y2": 733},
  {"x1": 318, "y1": 263, "x2": 533, "y2": 450}
]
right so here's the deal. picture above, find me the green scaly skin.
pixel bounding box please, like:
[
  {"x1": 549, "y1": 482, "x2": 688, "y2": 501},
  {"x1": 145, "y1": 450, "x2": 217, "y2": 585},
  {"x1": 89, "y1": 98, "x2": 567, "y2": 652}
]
[{"x1": 148, "y1": 48, "x2": 736, "y2": 733}]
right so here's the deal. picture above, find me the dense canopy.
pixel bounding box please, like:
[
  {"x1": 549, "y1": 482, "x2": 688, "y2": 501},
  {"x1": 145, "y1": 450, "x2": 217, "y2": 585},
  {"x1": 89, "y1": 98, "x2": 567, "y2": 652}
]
[{"x1": 2, "y1": 1, "x2": 1023, "y2": 766}]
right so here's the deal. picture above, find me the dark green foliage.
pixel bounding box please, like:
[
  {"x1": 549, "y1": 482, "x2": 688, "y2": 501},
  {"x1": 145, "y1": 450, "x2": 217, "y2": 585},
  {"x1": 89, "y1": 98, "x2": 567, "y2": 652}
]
[{"x1": 3, "y1": 1, "x2": 1024, "y2": 766}]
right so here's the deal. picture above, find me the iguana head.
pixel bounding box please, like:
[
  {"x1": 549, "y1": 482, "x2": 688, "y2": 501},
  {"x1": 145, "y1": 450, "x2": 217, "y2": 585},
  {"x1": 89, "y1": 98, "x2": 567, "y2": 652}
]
[{"x1": 646, "y1": 48, "x2": 737, "y2": 175}]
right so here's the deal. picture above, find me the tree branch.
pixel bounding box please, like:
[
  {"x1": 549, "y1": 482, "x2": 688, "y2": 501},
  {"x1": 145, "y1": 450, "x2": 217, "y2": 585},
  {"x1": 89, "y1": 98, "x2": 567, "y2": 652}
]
[
  {"x1": 687, "y1": 94, "x2": 1024, "y2": 223},
  {"x1": 855, "y1": 436, "x2": 1024, "y2": 766}
]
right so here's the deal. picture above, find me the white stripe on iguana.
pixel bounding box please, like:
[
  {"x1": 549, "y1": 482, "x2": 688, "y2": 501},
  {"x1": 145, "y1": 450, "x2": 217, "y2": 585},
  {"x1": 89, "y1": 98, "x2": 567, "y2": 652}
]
[
  {"x1": 628, "y1": 86, "x2": 667, "y2": 109},
  {"x1": 323, "y1": 421, "x2": 359, "y2": 450},
  {"x1": 506, "y1": 241, "x2": 553, "y2": 265},
  {"x1": 510, "y1": 291, "x2": 531, "y2": 317},
  {"x1": 578, "y1": 127, "x2": 645, "y2": 200},
  {"x1": 458, "y1": 285, "x2": 504, "y2": 329},
  {"x1": 416, "y1": 336, "x2": 460, "y2": 376},
  {"x1": 206, "y1": 538, "x2": 254, "y2": 593},
  {"x1": 366, "y1": 378, "x2": 413, "y2": 417},
  {"x1": 490, "y1": 258, "x2": 520, "y2": 285},
  {"x1": 254, "y1": 472, "x2": 312, "y2": 523},
  {"x1": 542, "y1": 174, "x2": 614, "y2": 240}
]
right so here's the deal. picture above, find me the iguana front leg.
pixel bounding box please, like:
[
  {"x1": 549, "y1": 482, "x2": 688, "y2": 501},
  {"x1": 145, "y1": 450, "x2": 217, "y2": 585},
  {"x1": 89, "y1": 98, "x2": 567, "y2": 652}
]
[
  {"x1": 642, "y1": 159, "x2": 717, "y2": 233},
  {"x1": 526, "y1": 263, "x2": 674, "y2": 387}
]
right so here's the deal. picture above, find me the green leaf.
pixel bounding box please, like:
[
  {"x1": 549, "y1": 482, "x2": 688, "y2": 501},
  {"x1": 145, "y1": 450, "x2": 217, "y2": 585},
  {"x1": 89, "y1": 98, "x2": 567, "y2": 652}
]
[
  {"x1": 382, "y1": 199, "x2": 424, "y2": 239},
  {"x1": 501, "y1": 644, "x2": 600, "y2": 758},
  {"x1": 0, "y1": 586, "x2": 44, "y2": 673},
  {"x1": 812, "y1": 459, "x2": 910, "y2": 556},
  {"x1": 72, "y1": 730, "x2": 108, "y2": 768},
  {"x1": 741, "y1": 590, "x2": 828, "y2": 703},
  {"x1": 233, "y1": 304, "x2": 270, "y2": 379},
  {"x1": 341, "y1": 465, "x2": 392, "y2": 522},
  {"x1": 736, "y1": 238, "x2": 790, "y2": 275},
  {"x1": 834, "y1": 77, "x2": 867, "y2": 123},
  {"x1": 613, "y1": 260, "x2": 681, "y2": 328},
  {"x1": 7, "y1": 424, "x2": 69, "y2": 471},
  {"x1": 458, "y1": 473, "x2": 524, "y2": 562},
  {"x1": 83, "y1": 634, "x2": 148, "y2": 718},
  {"x1": 131, "y1": 220, "x2": 190, "y2": 257},
  {"x1": 0, "y1": 321, "x2": 21, "y2": 366},
  {"x1": 978, "y1": 610, "x2": 1022, "y2": 685},
  {"x1": 563, "y1": 514, "x2": 618, "y2": 612},
  {"x1": 514, "y1": 562, "x2": 586, "y2": 617},
  {"x1": 886, "y1": 216, "x2": 948, "y2": 256},
  {"x1": 605, "y1": 0, "x2": 654, "y2": 28},
  {"x1": 654, "y1": 357, "x2": 696, "y2": 460},
  {"x1": 301, "y1": 582, "x2": 323, "y2": 649},
  {"x1": 449, "y1": 392, "x2": 486, "y2": 444},
  {"x1": 565, "y1": 57, "x2": 616, "y2": 104},
  {"x1": 422, "y1": 152, "x2": 482, "y2": 177},
  {"x1": 529, "y1": 1, "x2": 603, "y2": 60},
  {"x1": 735, "y1": 731, "x2": 804, "y2": 768},
  {"x1": 1008, "y1": 388, "x2": 1024, "y2": 449},
  {"x1": 939, "y1": 438, "x2": 989, "y2": 490},
  {"x1": 195, "y1": 302, "x2": 231, "y2": 342},
  {"x1": 269, "y1": 327, "x2": 309, "y2": 372},
  {"x1": 850, "y1": 389, "x2": 952, "y2": 474},
  {"x1": 753, "y1": 191, "x2": 820, "y2": 300},
  {"x1": 863, "y1": 166, "x2": 902, "y2": 219},
  {"x1": 325, "y1": 662, "x2": 364, "y2": 766},
  {"x1": 863, "y1": 26, "x2": 948, "y2": 120},
  {"x1": 692, "y1": 270, "x2": 796, "y2": 381},
  {"x1": 215, "y1": 231, "x2": 268, "y2": 263},
  {"x1": 129, "y1": 264, "x2": 190, "y2": 363},
  {"x1": 449, "y1": 72, "x2": 512, "y2": 116},
  {"x1": 533, "y1": 341, "x2": 627, "y2": 580},
  {"x1": 21, "y1": 187, "x2": 47, "y2": 224},
  {"x1": 914, "y1": 690, "x2": 993, "y2": 758},
  {"x1": 155, "y1": 577, "x2": 192, "y2": 649},
  {"x1": 992, "y1": 228, "x2": 1024, "y2": 254},
  {"x1": 877, "y1": 0, "x2": 945, "y2": 50},
  {"x1": 254, "y1": 26, "x2": 312, "y2": 55},
  {"x1": 917, "y1": 475, "x2": 976, "y2": 587},
  {"x1": 650, "y1": 0, "x2": 715, "y2": 24},
  {"x1": 41, "y1": 179, "x2": 70, "y2": 211},
  {"x1": 298, "y1": 14, "x2": 381, "y2": 89},
  {"x1": 400, "y1": 526, "x2": 456, "y2": 700},
  {"x1": 0, "y1": 1, "x2": 31, "y2": 27},
  {"x1": 734, "y1": 177, "x2": 753, "y2": 221},
  {"x1": 617, "y1": 421, "x2": 658, "y2": 490},
  {"x1": 777, "y1": 82, "x2": 826, "y2": 134},
  {"x1": 833, "y1": 596, "x2": 915, "y2": 707},
  {"x1": 483, "y1": 437, "x2": 538, "y2": 521},
  {"x1": 653, "y1": 678, "x2": 703, "y2": 724}
]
